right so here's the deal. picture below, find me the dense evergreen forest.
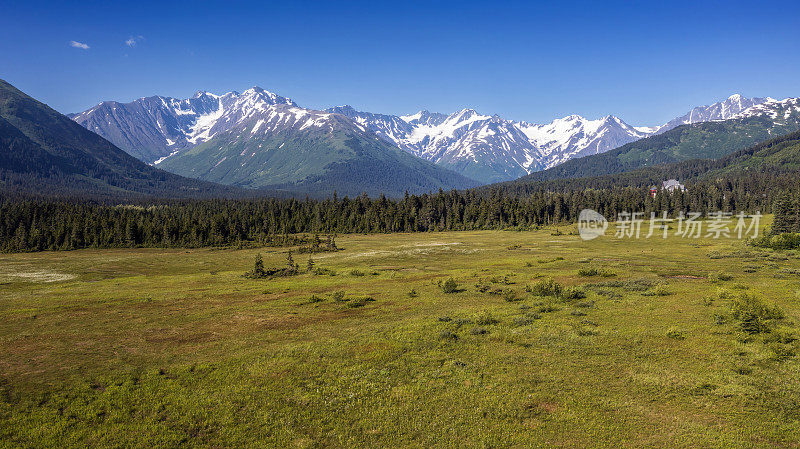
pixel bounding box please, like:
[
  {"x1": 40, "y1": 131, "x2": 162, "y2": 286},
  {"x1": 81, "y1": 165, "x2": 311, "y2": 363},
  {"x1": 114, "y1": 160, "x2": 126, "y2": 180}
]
[
  {"x1": 3, "y1": 131, "x2": 800, "y2": 253},
  {"x1": 0, "y1": 174, "x2": 792, "y2": 252}
]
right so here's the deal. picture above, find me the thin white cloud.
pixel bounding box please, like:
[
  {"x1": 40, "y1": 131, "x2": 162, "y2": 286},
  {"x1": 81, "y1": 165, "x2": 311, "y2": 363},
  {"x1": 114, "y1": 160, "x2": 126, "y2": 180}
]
[
  {"x1": 69, "y1": 40, "x2": 90, "y2": 50},
  {"x1": 125, "y1": 35, "x2": 145, "y2": 47}
]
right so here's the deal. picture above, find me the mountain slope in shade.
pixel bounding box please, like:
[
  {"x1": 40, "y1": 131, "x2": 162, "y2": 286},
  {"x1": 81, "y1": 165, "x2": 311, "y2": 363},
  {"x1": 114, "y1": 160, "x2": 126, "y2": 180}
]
[{"x1": 0, "y1": 79, "x2": 238, "y2": 199}]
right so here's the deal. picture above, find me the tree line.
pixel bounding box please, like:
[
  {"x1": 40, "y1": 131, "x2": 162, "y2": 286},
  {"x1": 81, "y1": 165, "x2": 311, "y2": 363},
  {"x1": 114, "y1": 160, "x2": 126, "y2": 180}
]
[{"x1": 1, "y1": 169, "x2": 795, "y2": 253}]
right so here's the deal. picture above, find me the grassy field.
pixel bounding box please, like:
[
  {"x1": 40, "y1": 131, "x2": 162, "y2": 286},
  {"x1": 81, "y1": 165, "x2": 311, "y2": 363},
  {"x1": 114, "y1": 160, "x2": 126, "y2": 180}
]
[{"x1": 1, "y1": 224, "x2": 799, "y2": 447}]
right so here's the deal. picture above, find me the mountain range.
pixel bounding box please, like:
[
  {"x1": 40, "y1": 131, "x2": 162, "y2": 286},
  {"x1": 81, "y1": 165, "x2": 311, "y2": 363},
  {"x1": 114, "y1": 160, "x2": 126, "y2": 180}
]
[
  {"x1": 72, "y1": 89, "x2": 795, "y2": 185},
  {"x1": 521, "y1": 97, "x2": 800, "y2": 182},
  {"x1": 0, "y1": 79, "x2": 476, "y2": 198}
]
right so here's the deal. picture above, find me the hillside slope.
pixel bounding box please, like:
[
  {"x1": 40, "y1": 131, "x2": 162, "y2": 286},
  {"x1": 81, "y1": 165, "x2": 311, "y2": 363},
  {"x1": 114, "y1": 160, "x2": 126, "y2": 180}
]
[
  {"x1": 0, "y1": 79, "x2": 240, "y2": 199},
  {"x1": 493, "y1": 130, "x2": 800, "y2": 195}
]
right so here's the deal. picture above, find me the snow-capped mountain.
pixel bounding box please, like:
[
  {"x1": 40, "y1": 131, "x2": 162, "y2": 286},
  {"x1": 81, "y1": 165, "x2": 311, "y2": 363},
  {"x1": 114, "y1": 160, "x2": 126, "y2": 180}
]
[
  {"x1": 731, "y1": 97, "x2": 800, "y2": 120},
  {"x1": 70, "y1": 87, "x2": 297, "y2": 164},
  {"x1": 71, "y1": 87, "x2": 477, "y2": 195},
  {"x1": 329, "y1": 94, "x2": 798, "y2": 183},
  {"x1": 655, "y1": 94, "x2": 769, "y2": 134},
  {"x1": 329, "y1": 106, "x2": 650, "y2": 183},
  {"x1": 515, "y1": 115, "x2": 652, "y2": 168},
  {"x1": 72, "y1": 89, "x2": 798, "y2": 186}
]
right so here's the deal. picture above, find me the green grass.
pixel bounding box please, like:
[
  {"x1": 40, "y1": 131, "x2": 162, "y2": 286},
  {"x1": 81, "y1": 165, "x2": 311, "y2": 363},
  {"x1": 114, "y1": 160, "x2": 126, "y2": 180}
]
[{"x1": 1, "y1": 225, "x2": 799, "y2": 447}]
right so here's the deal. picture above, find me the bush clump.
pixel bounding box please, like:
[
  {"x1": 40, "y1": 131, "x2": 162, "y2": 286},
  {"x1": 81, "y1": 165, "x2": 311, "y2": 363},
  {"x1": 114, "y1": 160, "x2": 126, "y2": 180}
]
[
  {"x1": 642, "y1": 285, "x2": 673, "y2": 296},
  {"x1": 442, "y1": 278, "x2": 459, "y2": 293},
  {"x1": 530, "y1": 279, "x2": 562, "y2": 297},
  {"x1": 578, "y1": 267, "x2": 616, "y2": 277},
  {"x1": 502, "y1": 289, "x2": 519, "y2": 302},
  {"x1": 512, "y1": 313, "x2": 541, "y2": 327},
  {"x1": 475, "y1": 280, "x2": 491, "y2": 293},
  {"x1": 714, "y1": 272, "x2": 735, "y2": 282},
  {"x1": 730, "y1": 293, "x2": 784, "y2": 334},
  {"x1": 346, "y1": 296, "x2": 375, "y2": 308},
  {"x1": 561, "y1": 287, "x2": 587, "y2": 300},
  {"x1": 474, "y1": 310, "x2": 499, "y2": 326},
  {"x1": 666, "y1": 328, "x2": 686, "y2": 340},
  {"x1": 439, "y1": 330, "x2": 458, "y2": 341},
  {"x1": 752, "y1": 232, "x2": 800, "y2": 250}
]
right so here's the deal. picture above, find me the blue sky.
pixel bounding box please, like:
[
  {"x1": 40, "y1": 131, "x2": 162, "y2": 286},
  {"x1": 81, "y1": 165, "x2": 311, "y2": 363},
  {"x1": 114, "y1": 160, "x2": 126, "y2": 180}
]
[{"x1": 2, "y1": 0, "x2": 799, "y2": 126}]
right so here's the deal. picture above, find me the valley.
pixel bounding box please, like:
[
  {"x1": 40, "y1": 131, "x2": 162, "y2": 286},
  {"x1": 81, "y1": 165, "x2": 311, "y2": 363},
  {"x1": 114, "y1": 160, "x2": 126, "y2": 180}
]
[{"x1": 1, "y1": 227, "x2": 799, "y2": 447}]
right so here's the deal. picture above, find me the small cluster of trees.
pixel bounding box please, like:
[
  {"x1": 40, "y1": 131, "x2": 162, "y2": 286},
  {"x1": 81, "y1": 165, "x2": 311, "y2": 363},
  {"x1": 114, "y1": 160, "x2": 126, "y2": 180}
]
[{"x1": 245, "y1": 251, "x2": 300, "y2": 278}]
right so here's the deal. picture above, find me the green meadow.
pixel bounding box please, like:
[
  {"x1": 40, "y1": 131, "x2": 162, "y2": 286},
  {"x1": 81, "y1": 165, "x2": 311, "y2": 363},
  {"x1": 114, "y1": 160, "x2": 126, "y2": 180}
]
[{"x1": 1, "y1": 223, "x2": 799, "y2": 448}]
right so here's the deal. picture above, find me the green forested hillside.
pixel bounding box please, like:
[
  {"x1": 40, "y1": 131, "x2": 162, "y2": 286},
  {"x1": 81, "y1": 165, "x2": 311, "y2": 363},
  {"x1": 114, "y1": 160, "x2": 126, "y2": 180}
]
[{"x1": 494, "y1": 130, "x2": 800, "y2": 196}]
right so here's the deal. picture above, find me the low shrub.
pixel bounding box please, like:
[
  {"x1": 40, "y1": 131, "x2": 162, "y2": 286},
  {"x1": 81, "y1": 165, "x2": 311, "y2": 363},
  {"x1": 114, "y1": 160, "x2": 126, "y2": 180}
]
[
  {"x1": 475, "y1": 280, "x2": 491, "y2": 293},
  {"x1": 561, "y1": 287, "x2": 587, "y2": 300},
  {"x1": 470, "y1": 327, "x2": 489, "y2": 335},
  {"x1": 730, "y1": 293, "x2": 784, "y2": 334},
  {"x1": 331, "y1": 291, "x2": 346, "y2": 302},
  {"x1": 752, "y1": 232, "x2": 800, "y2": 250},
  {"x1": 453, "y1": 318, "x2": 472, "y2": 328},
  {"x1": 346, "y1": 296, "x2": 375, "y2": 308},
  {"x1": 570, "y1": 310, "x2": 587, "y2": 317},
  {"x1": 530, "y1": 279, "x2": 562, "y2": 297},
  {"x1": 575, "y1": 327, "x2": 598, "y2": 336},
  {"x1": 536, "y1": 303, "x2": 561, "y2": 313},
  {"x1": 666, "y1": 328, "x2": 686, "y2": 340},
  {"x1": 502, "y1": 289, "x2": 519, "y2": 302},
  {"x1": 408, "y1": 288, "x2": 419, "y2": 298},
  {"x1": 350, "y1": 269, "x2": 366, "y2": 277},
  {"x1": 578, "y1": 267, "x2": 615, "y2": 277},
  {"x1": 474, "y1": 310, "x2": 499, "y2": 325},
  {"x1": 642, "y1": 285, "x2": 672, "y2": 296},
  {"x1": 442, "y1": 278, "x2": 459, "y2": 293},
  {"x1": 439, "y1": 330, "x2": 458, "y2": 341},
  {"x1": 308, "y1": 295, "x2": 324, "y2": 303}
]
